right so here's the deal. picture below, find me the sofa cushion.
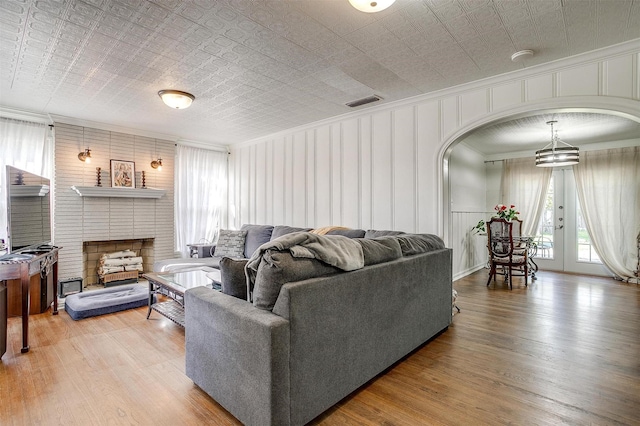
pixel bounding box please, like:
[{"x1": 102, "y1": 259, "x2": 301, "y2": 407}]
[
  {"x1": 214, "y1": 230, "x2": 247, "y2": 258},
  {"x1": 219, "y1": 257, "x2": 249, "y2": 300},
  {"x1": 357, "y1": 237, "x2": 402, "y2": 265},
  {"x1": 396, "y1": 234, "x2": 446, "y2": 256},
  {"x1": 271, "y1": 225, "x2": 312, "y2": 240},
  {"x1": 241, "y1": 224, "x2": 274, "y2": 258},
  {"x1": 326, "y1": 228, "x2": 366, "y2": 238},
  {"x1": 253, "y1": 250, "x2": 340, "y2": 311},
  {"x1": 364, "y1": 229, "x2": 405, "y2": 238}
]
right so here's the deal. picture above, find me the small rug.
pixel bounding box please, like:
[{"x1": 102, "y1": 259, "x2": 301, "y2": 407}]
[{"x1": 64, "y1": 284, "x2": 151, "y2": 320}]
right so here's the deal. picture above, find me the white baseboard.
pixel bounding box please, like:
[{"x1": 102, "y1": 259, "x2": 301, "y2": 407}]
[{"x1": 453, "y1": 264, "x2": 486, "y2": 281}]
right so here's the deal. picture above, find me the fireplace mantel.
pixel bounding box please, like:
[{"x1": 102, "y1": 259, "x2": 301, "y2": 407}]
[{"x1": 71, "y1": 186, "x2": 165, "y2": 199}]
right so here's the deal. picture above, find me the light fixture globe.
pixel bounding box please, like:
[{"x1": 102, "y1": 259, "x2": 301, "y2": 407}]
[
  {"x1": 535, "y1": 121, "x2": 579, "y2": 167},
  {"x1": 349, "y1": 0, "x2": 395, "y2": 13},
  {"x1": 158, "y1": 90, "x2": 195, "y2": 109}
]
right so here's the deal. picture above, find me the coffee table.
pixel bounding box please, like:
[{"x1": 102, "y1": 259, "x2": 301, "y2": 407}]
[{"x1": 143, "y1": 268, "x2": 221, "y2": 327}]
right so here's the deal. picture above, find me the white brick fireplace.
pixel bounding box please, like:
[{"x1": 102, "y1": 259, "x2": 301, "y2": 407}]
[{"x1": 53, "y1": 122, "x2": 176, "y2": 284}]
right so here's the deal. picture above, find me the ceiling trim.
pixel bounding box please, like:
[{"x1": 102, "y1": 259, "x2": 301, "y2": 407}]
[
  {"x1": 0, "y1": 107, "x2": 52, "y2": 124},
  {"x1": 233, "y1": 39, "x2": 640, "y2": 150},
  {"x1": 49, "y1": 113, "x2": 183, "y2": 142},
  {"x1": 176, "y1": 139, "x2": 229, "y2": 153}
]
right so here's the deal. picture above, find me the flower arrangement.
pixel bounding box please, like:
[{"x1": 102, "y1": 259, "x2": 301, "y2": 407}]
[
  {"x1": 470, "y1": 204, "x2": 520, "y2": 234},
  {"x1": 494, "y1": 204, "x2": 520, "y2": 221}
]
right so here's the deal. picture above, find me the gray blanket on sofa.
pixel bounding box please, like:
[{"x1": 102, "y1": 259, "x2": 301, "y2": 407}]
[{"x1": 245, "y1": 232, "x2": 364, "y2": 286}]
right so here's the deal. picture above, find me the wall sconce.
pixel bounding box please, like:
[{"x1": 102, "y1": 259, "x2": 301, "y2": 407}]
[
  {"x1": 78, "y1": 148, "x2": 92, "y2": 163},
  {"x1": 150, "y1": 158, "x2": 163, "y2": 171}
]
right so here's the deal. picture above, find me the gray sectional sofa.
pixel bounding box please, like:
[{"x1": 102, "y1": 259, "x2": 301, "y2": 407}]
[{"x1": 181, "y1": 224, "x2": 453, "y2": 426}]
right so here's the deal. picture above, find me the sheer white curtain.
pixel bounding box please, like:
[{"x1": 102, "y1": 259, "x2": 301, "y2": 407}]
[
  {"x1": 573, "y1": 146, "x2": 640, "y2": 281},
  {"x1": 500, "y1": 157, "x2": 552, "y2": 236},
  {"x1": 0, "y1": 118, "x2": 52, "y2": 246},
  {"x1": 174, "y1": 145, "x2": 228, "y2": 257}
]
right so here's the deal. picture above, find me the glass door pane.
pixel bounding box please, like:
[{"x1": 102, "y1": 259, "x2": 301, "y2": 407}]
[
  {"x1": 576, "y1": 200, "x2": 601, "y2": 263},
  {"x1": 534, "y1": 175, "x2": 555, "y2": 260}
]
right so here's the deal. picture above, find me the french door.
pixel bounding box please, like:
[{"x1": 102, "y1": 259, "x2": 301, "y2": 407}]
[{"x1": 533, "y1": 169, "x2": 609, "y2": 276}]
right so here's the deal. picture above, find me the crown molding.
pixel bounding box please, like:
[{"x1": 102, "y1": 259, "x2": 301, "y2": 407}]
[
  {"x1": 48, "y1": 113, "x2": 181, "y2": 142},
  {"x1": 0, "y1": 106, "x2": 52, "y2": 124},
  {"x1": 176, "y1": 138, "x2": 229, "y2": 153}
]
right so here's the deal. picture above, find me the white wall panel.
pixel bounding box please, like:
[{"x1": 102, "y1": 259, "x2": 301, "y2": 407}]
[
  {"x1": 255, "y1": 143, "x2": 267, "y2": 225},
  {"x1": 416, "y1": 100, "x2": 441, "y2": 234},
  {"x1": 292, "y1": 132, "x2": 307, "y2": 227},
  {"x1": 460, "y1": 88, "x2": 489, "y2": 127},
  {"x1": 305, "y1": 133, "x2": 315, "y2": 227},
  {"x1": 284, "y1": 137, "x2": 294, "y2": 225},
  {"x1": 604, "y1": 55, "x2": 634, "y2": 98},
  {"x1": 371, "y1": 111, "x2": 393, "y2": 230},
  {"x1": 272, "y1": 139, "x2": 285, "y2": 226},
  {"x1": 557, "y1": 63, "x2": 599, "y2": 97},
  {"x1": 359, "y1": 117, "x2": 373, "y2": 229},
  {"x1": 331, "y1": 125, "x2": 342, "y2": 226},
  {"x1": 441, "y1": 96, "x2": 459, "y2": 141},
  {"x1": 314, "y1": 126, "x2": 332, "y2": 227},
  {"x1": 341, "y1": 119, "x2": 361, "y2": 228},
  {"x1": 525, "y1": 74, "x2": 554, "y2": 101},
  {"x1": 492, "y1": 81, "x2": 523, "y2": 111},
  {"x1": 265, "y1": 140, "x2": 274, "y2": 226},
  {"x1": 393, "y1": 106, "x2": 416, "y2": 231}
]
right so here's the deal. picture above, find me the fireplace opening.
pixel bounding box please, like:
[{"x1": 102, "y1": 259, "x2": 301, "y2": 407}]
[{"x1": 83, "y1": 239, "x2": 154, "y2": 287}]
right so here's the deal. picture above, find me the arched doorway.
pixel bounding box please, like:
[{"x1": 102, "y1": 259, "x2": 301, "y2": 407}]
[{"x1": 439, "y1": 101, "x2": 640, "y2": 279}]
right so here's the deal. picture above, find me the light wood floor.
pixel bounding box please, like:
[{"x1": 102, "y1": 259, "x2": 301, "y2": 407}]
[{"x1": 1, "y1": 270, "x2": 639, "y2": 425}]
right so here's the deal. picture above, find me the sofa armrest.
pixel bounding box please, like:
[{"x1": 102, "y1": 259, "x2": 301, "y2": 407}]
[{"x1": 185, "y1": 287, "x2": 290, "y2": 426}]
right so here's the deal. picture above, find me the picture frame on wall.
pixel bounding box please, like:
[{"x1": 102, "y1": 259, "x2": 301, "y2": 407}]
[{"x1": 110, "y1": 159, "x2": 135, "y2": 188}]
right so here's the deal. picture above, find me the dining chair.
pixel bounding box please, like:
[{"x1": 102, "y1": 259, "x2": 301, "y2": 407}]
[
  {"x1": 486, "y1": 218, "x2": 528, "y2": 289},
  {"x1": 511, "y1": 218, "x2": 527, "y2": 256}
]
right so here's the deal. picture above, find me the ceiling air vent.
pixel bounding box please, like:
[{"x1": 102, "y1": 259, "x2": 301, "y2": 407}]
[{"x1": 346, "y1": 95, "x2": 382, "y2": 108}]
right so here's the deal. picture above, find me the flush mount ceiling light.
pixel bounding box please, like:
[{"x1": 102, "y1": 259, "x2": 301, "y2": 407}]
[
  {"x1": 158, "y1": 90, "x2": 195, "y2": 109},
  {"x1": 78, "y1": 148, "x2": 91, "y2": 163},
  {"x1": 535, "y1": 121, "x2": 579, "y2": 167},
  {"x1": 511, "y1": 49, "x2": 534, "y2": 62},
  {"x1": 349, "y1": 0, "x2": 395, "y2": 13}
]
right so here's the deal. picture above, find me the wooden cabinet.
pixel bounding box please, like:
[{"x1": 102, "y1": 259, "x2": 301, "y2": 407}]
[
  {"x1": 6, "y1": 270, "x2": 53, "y2": 316},
  {"x1": 0, "y1": 247, "x2": 60, "y2": 353}
]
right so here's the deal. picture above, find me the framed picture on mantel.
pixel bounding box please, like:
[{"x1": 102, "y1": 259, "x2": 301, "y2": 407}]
[{"x1": 110, "y1": 160, "x2": 135, "y2": 188}]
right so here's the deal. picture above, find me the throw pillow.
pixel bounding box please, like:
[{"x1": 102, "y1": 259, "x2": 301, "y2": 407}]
[
  {"x1": 357, "y1": 237, "x2": 402, "y2": 265},
  {"x1": 214, "y1": 229, "x2": 247, "y2": 258},
  {"x1": 396, "y1": 234, "x2": 445, "y2": 256},
  {"x1": 240, "y1": 224, "x2": 274, "y2": 258},
  {"x1": 326, "y1": 228, "x2": 366, "y2": 238},
  {"x1": 271, "y1": 225, "x2": 312, "y2": 240},
  {"x1": 219, "y1": 257, "x2": 249, "y2": 300},
  {"x1": 364, "y1": 229, "x2": 405, "y2": 238},
  {"x1": 252, "y1": 250, "x2": 340, "y2": 311}
]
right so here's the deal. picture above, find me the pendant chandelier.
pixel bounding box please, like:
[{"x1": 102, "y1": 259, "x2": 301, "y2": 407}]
[{"x1": 535, "y1": 120, "x2": 579, "y2": 167}]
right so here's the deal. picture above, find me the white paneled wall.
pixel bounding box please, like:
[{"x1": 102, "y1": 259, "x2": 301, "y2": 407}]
[
  {"x1": 54, "y1": 123, "x2": 175, "y2": 281},
  {"x1": 229, "y1": 44, "x2": 640, "y2": 278},
  {"x1": 449, "y1": 144, "x2": 491, "y2": 279}
]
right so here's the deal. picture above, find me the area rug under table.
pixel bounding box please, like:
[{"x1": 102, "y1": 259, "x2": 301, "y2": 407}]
[{"x1": 64, "y1": 284, "x2": 150, "y2": 320}]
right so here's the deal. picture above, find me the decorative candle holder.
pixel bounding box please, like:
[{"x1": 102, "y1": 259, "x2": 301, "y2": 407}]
[{"x1": 96, "y1": 167, "x2": 102, "y2": 187}]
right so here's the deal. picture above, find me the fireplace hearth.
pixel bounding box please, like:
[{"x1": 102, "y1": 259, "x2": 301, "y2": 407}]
[{"x1": 83, "y1": 239, "x2": 154, "y2": 286}]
